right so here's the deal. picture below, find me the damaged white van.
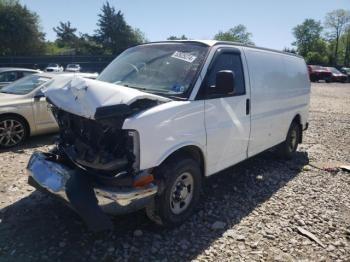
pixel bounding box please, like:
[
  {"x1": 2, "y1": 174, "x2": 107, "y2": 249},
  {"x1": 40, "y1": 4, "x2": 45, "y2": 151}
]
[{"x1": 27, "y1": 41, "x2": 310, "y2": 231}]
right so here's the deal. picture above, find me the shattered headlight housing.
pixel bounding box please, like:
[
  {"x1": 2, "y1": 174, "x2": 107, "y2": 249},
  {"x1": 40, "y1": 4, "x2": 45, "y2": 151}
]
[{"x1": 127, "y1": 130, "x2": 140, "y2": 173}]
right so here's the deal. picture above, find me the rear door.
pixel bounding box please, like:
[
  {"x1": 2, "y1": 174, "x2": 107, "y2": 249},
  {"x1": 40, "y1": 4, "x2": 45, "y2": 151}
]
[{"x1": 199, "y1": 47, "x2": 251, "y2": 175}]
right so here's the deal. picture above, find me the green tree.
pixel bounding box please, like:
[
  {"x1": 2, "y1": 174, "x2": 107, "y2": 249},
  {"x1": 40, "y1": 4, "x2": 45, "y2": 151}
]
[
  {"x1": 305, "y1": 51, "x2": 328, "y2": 65},
  {"x1": 343, "y1": 26, "x2": 350, "y2": 66},
  {"x1": 95, "y1": 2, "x2": 146, "y2": 55},
  {"x1": 214, "y1": 25, "x2": 254, "y2": 45},
  {"x1": 0, "y1": 0, "x2": 45, "y2": 55},
  {"x1": 130, "y1": 28, "x2": 148, "y2": 44},
  {"x1": 53, "y1": 21, "x2": 78, "y2": 48},
  {"x1": 167, "y1": 35, "x2": 188, "y2": 40},
  {"x1": 283, "y1": 47, "x2": 297, "y2": 54},
  {"x1": 324, "y1": 9, "x2": 350, "y2": 65},
  {"x1": 75, "y1": 34, "x2": 105, "y2": 55},
  {"x1": 292, "y1": 19, "x2": 323, "y2": 57}
]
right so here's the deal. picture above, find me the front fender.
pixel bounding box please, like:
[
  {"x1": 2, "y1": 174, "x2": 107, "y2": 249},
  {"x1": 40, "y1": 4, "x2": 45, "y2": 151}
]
[
  {"x1": 123, "y1": 100, "x2": 206, "y2": 173},
  {"x1": 154, "y1": 141, "x2": 206, "y2": 170}
]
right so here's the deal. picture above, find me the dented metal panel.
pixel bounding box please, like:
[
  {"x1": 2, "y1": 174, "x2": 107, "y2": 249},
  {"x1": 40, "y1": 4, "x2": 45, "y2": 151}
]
[{"x1": 43, "y1": 76, "x2": 170, "y2": 120}]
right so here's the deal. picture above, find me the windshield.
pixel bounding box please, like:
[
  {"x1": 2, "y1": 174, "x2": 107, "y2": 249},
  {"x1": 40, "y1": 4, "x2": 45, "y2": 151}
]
[
  {"x1": 311, "y1": 65, "x2": 322, "y2": 70},
  {"x1": 0, "y1": 75, "x2": 51, "y2": 95},
  {"x1": 329, "y1": 67, "x2": 340, "y2": 74},
  {"x1": 48, "y1": 64, "x2": 58, "y2": 67},
  {"x1": 67, "y1": 64, "x2": 79, "y2": 68},
  {"x1": 98, "y1": 43, "x2": 209, "y2": 97}
]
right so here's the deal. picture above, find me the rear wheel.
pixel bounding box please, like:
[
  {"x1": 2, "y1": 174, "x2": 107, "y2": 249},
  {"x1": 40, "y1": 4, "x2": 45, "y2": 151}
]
[
  {"x1": 0, "y1": 116, "x2": 28, "y2": 148},
  {"x1": 146, "y1": 157, "x2": 202, "y2": 227},
  {"x1": 277, "y1": 121, "x2": 301, "y2": 159}
]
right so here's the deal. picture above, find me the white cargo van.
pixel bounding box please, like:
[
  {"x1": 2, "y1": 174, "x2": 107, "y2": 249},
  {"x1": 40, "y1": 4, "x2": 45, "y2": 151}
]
[{"x1": 27, "y1": 41, "x2": 310, "y2": 231}]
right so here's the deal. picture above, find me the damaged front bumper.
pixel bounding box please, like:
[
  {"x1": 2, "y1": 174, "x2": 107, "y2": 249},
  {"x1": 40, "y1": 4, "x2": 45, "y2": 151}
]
[{"x1": 27, "y1": 151, "x2": 158, "y2": 231}]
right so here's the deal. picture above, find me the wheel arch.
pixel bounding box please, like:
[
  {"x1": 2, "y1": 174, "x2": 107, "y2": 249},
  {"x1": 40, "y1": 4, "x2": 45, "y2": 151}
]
[
  {"x1": 291, "y1": 113, "x2": 303, "y2": 143},
  {"x1": 157, "y1": 144, "x2": 206, "y2": 177}
]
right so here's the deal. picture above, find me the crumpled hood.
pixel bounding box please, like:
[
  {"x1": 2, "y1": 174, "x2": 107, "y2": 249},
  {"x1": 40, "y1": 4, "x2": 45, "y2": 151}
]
[{"x1": 43, "y1": 75, "x2": 171, "y2": 119}]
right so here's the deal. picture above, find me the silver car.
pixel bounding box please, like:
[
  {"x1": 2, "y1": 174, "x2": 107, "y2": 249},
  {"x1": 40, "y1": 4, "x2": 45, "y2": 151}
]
[
  {"x1": 0, "y1": 67, "x2": 41, "y2": 89},
  {"x1": 0, "y1": 72, "x2": 98, "y2": 148},
  {"x1": 65, "y1": 64, "x2": 81, "y2": 72}
]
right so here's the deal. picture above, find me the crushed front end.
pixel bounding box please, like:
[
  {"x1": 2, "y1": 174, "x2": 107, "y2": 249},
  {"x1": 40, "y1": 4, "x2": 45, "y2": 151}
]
[{"x1": 26, "y1": 76, "x2": 166, "y2": 231}]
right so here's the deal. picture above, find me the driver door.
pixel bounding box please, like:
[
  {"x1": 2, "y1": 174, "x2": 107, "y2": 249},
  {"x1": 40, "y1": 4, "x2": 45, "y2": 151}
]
[{"x1": 200, "y1": 48, "x2": 251, "y2": 175}]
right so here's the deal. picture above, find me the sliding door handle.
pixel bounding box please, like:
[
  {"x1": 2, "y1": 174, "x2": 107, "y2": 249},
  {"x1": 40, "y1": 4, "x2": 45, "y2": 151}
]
[{"x1": 246, "y1": 98, "x2": 250, "y2": 115}]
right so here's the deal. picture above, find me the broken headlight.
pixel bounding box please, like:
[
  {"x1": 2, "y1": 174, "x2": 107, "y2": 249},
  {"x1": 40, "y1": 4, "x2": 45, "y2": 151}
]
[{"x1": 126, "y1": 130, "x2": 140, "y2": 173}]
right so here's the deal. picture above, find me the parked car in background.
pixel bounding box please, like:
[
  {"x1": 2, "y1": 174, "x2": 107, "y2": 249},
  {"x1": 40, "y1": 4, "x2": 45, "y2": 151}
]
[
  {"x1": 325, "y1": 67, "x2": 348, "y2": 83},
  {"x1": 308, "y1": 65, "x2": 332, "y2": 82},
  {"x1": 45, "y1": 63, "x2": 64, "y2": 72},
  {"x1": 0, "y1": 68, "x2": 41, "y2": 89},
  {"x1": 65, "y1": 64, "x2": 81, "y2": 72},
  {"x1": 340, "y1": 67, "x2": 350, "y2": 82},
  {"x1": 26, "y1": 40, "x2": 310, "y2": 231},
  {"x1": 0, "y1": 72, "x2": 98, "y2": 148}
]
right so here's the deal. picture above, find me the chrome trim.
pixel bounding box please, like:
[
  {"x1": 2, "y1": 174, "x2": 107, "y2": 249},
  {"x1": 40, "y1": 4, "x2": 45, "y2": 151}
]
[{"x1": 27, "y1": 151, "x2": 158, "y2": 211}]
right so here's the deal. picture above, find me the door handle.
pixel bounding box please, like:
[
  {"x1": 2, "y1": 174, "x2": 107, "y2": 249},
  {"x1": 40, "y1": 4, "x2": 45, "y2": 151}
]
[{"x1": 246, "y1": 99, "x2": 250, "y2": 115}]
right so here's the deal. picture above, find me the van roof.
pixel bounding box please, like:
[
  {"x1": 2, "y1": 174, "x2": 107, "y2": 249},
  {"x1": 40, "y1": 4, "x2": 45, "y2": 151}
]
[{"x1": 145, "y1": 40, "x2": 303, "y2": 59}]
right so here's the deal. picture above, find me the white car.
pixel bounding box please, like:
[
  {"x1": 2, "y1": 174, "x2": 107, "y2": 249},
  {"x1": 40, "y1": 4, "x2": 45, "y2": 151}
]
[
  {"x1": 45, "y1": 63, "x2": 63, "y2": 72},
  {"x1": 27, "y1": 40, "x2": 310, "y2": 231},
  {"x1": 0, "y1": 67, "x2": 41, "y2": 88},
  {"x1": 0, "y1": 72, "x2": 98, "y2": 148},
  {"x1": 65, "y1": 64, "x2": 81, "y2": 72}
]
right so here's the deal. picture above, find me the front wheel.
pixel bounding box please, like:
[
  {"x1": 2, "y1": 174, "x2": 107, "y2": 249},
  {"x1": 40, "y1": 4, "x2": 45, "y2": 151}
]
[
  {"x1": 0, "y1": 116, "x2": 28, "y2": 148},
  {"x1": 277, "y1": 121, "x2": 301, "y2": 159},
  {"x1": 146, "y1": 157, "x2": 202, "y2": 227}
]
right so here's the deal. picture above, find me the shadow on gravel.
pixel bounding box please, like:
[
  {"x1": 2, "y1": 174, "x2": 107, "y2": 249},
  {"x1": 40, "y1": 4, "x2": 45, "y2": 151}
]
[
  {"x1": 0, "y1": 133, "x2": 56, "y2": 153},
  {"x1": 0, "y1": 150, "x2": 309, "y2": 261}
]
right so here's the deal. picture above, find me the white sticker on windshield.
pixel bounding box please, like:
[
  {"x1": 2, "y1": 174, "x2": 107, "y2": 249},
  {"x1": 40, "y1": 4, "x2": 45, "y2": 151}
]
[{"x1": 171, "y1": 51, "x2": 197, "y2": 63}]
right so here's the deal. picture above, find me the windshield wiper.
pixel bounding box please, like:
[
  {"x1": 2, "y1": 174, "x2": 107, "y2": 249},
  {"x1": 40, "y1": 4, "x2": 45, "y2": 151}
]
[
  {"x1": 119, "y1": 83, "x2": 186, "y2": 100},
  {"x1": 121, "y1": 84, "x2": 168, "y2": 94}
]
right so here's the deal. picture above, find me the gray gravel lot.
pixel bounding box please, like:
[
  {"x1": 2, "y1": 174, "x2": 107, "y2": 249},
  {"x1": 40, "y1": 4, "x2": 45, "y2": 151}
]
[{"x1": 0, "y1": 83, "x2": 349, "y2": 262}]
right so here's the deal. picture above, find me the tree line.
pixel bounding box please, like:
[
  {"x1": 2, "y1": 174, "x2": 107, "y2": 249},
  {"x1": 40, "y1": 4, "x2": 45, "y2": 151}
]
[
  {"x1": 0, "y1": 0, "x2": 349, "y2": 66},
  {"x1": 0, "y1": 1, "x2": 147, "y2": 56},
  {"x1": 292, "y1": 9, "x2": 350, "y2": 66}
]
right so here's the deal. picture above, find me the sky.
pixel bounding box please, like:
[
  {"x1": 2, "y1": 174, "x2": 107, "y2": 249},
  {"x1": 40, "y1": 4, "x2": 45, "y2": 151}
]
[{"x1": 21, "y1": 0, "x2": 350, "y2": 50}]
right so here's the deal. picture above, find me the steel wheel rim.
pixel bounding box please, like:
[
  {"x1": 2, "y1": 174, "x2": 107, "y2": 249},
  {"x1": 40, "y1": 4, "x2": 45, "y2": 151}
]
[
  {"x1": 0, "y1": 119, "x2": 25, "y2": 147},
  {"x1": 289, "y1": 129, "x2": 297, "y2": 152},
  {"x1": 170, "y1": 172, "x2": 194, "y2": 215}
]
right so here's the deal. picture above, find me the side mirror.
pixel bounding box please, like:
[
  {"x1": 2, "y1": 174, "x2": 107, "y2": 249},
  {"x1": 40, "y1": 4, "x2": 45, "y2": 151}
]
[
  {"x1": 34, "y1": 92, "x2": 44, "y2": 100},
  {"x1": 215, "y1": 70, "x2": 235, "y2": 95}
]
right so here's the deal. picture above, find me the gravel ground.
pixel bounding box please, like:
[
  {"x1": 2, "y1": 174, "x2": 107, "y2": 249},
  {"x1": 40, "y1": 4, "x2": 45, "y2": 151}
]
[{"x1": 0, "y1": 83, "x2": 349, "y2": 262}]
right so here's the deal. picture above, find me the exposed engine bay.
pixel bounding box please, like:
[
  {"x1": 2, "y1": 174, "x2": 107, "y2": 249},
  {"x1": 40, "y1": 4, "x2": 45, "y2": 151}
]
[
  {"x1": 49, "y1": 98, "x2": 161, "y2": 176},
  {"x1": 43, "y1": 76, "x2": 170, "y2": 176}
]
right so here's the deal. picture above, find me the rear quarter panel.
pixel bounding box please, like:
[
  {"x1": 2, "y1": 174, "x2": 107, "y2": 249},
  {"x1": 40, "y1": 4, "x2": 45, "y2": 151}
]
[
  {"x1": 0, "y1": 99, "x2": 37, "y2": 135},
  {"x1": 243, "y1": 47, "x2": 310, "y2": 156}
]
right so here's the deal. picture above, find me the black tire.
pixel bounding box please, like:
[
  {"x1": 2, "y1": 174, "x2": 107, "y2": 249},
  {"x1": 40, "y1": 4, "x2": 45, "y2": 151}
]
[
  {"x1": 277, "y1": 121, "x2": 301, "y2": 160},
  {"x1": 0, "y1": 115, "x2": 28, "y2": 148},
  {"x1": 146, "y1": 156, "x2": 202, "y2": 227}
]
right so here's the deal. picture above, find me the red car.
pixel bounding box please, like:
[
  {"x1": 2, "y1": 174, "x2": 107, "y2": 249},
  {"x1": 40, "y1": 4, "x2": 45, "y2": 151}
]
[
  {"x1": 308, "y1": 65, "x2": 332, "y2": 82},
  {"x1": 325, "y1": 67, "x2": 348, "y2": 83}
]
